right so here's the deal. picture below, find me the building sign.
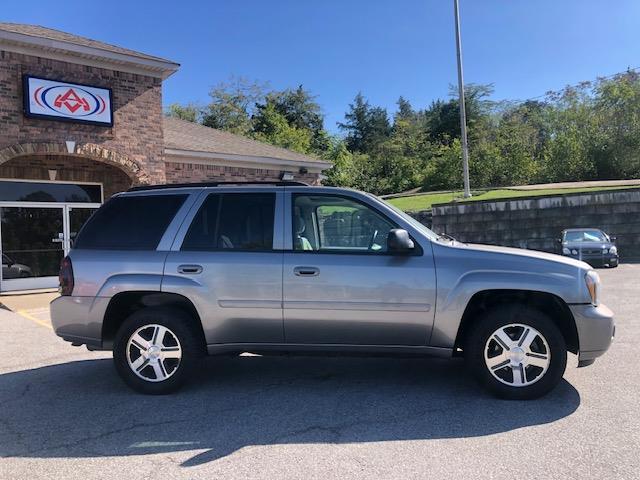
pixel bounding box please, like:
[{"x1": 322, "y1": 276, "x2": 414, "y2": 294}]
[{"x1": 23, "y1": 76, "x2": 113, "y2": 126}]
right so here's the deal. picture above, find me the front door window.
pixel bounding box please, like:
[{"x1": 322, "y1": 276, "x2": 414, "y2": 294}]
[{"x1": 293, "y1": 194, "x2": 396, "y2": 253}]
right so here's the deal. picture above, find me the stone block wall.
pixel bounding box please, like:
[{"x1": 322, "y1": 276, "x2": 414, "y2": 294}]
[{"x1": 425, "y1": 189, "x2": 640, "y2": 259}]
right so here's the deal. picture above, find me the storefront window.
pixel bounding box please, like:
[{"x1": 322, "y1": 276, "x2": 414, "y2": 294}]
[
  {"x1": 1, "y1": 207, "x2": 64, "y2": 278},
  {"x1": 0, "y1": 180, "x2": 102, "y2": 203}
]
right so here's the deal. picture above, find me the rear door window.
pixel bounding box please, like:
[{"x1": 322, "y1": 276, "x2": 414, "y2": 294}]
[
  {"x1": 74, "y1": 194, "x2": 187, "y2": 250},
  {"x1": 181, "y1": 193, "x2": 275, "y2": 251}
]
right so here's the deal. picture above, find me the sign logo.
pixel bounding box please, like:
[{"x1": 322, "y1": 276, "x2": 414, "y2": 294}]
[
  {"x1": 24, "y1": 76, "x2": 113, "y2": 126},
  {"x1": 53, "y1": 88, "x2": 92, "y2": 113}
]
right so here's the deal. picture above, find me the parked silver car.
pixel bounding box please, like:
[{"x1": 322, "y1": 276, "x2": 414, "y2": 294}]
[{"x1": 50, "y1": 183, "x2": 615, "y2": 399}]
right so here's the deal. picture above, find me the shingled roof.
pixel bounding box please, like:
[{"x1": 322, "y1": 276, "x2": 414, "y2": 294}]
[
  {"x1": 0, "y1": 23, "x2": 178, "y2": 78},
  {"x1": 163, "y1": 117, "x2": 328, "y2": 166},
  {"x1": 0, "y1": 23, "x2": 175, "y2": 62}
]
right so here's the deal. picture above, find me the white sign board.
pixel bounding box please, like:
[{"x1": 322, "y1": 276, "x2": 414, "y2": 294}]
[{"x1": 23, "y1": 76, "x2": 113, "y2": 126}]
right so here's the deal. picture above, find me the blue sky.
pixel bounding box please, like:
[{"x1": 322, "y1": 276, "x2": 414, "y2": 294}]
[{"x1": 5, "y1": 0, "x2": 640, "y2": 132}]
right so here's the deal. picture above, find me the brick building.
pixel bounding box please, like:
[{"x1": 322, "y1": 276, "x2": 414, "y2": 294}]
[{"x1": 0, "y1": 23, "x2": 329, "y2": 291}]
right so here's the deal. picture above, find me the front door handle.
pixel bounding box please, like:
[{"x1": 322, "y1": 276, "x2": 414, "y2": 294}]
[
  {"x1": 178, "y1": 264, "x2": 203, "y2": 274},
  {"x1": 293, "y1": 266, "x2": 320, "y2": 277}
]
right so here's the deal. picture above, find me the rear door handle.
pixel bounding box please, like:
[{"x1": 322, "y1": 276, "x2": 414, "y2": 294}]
[
  {"x1": 293, "y1": 266, "x2": 320, "y2": 277},
  {"x1": 178, "y1": 264, "x2": 203, "y2": 274}
]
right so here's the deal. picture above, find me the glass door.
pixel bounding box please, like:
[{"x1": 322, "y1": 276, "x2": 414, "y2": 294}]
[{"x1": 0, "y1": 205, "x2": 65, "y2": 290}]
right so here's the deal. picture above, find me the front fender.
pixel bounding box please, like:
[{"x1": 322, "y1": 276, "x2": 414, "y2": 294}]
[{"x1": 430, "y1": 269, "x2": 581, "y2": 348}]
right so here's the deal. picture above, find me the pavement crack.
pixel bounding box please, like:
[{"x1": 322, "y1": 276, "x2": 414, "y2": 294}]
[
  {"x1": 8, "y1": 418, "x2": 190, "y2": 457},
  {"x1": 0, "y1": 382, "x2": 32, "y2": 404}
]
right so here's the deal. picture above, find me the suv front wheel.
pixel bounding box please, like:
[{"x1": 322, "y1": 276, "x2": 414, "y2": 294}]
[
  {"x1": 113, "y1": 307, "x2": 202, "y2": 394},
  {"x1": 464, "y1": 305, "x2": 567, "y2": 400}
]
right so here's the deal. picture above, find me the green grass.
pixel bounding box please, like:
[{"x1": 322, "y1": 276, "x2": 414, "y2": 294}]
[{"x1": 386, "y1": 185, "x2": 639, "y2": 212}]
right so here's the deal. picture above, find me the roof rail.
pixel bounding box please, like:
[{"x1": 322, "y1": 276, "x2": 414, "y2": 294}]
[{"x1": 127, "y1": 181, "x2": 309, "y2": 192}]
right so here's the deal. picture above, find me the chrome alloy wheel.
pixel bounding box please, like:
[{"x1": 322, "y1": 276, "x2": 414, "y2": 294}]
[
  {"x1": 484, "y1": 323, "x2": 551, "y2": 387},
  {"x1": 126, "y1": 324, "x2": 182, "y2": 382}
]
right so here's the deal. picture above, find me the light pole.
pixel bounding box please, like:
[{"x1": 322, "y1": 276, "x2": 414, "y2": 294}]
[{"x1": 454, "y1": 0, "x2": 472, "y2": 198}]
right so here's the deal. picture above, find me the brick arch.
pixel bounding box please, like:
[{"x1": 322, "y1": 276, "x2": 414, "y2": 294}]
[{"x1": 0, "y1": 142, "x2": 150, "y2": 185}]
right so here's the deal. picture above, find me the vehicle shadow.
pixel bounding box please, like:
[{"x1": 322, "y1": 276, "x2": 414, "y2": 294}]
[{"x1": 0, "y1": 355, "x2": 580, "y2": 466}]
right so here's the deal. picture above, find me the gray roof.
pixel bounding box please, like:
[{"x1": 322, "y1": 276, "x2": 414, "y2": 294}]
[
  {"x1": 163, "y1": 117, "x2": 327, "y2": 165},
  {"x1": 0, "y1": 23, "x2": 177, "y2": 64}
]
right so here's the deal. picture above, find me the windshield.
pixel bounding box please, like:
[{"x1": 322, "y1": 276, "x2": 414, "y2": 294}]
[
  {"x1": 563, "y1": 229, "x2": 607, "y2": 242},
  {"x1": 371, "y1": 195, "x2": 439, "y2": 241}
]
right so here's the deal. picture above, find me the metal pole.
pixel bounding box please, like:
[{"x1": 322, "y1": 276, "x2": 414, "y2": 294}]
[{"x1": 454, "y1": 0, "x2": 472, "y2": 198}]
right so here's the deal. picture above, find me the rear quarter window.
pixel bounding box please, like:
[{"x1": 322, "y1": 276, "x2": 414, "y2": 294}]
[{"x1": 74, "y1": 194, "x2": 187, "y2": 250}]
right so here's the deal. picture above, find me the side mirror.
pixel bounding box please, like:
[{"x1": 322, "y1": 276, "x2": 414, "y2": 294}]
[
  {"x1": 556, "y1": 238, "x2": 562, "y2": 243},
  {"x1": 610, "y1": 236, "x2": 617, "y2": 243},
  {"x1": 388, "y1": 229, "x2": 415, "y2": 254}
]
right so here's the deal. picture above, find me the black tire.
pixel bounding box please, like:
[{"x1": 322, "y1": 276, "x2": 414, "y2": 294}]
[
  {"x1": 464, "y1": 304, "x2": 567, "y2": 400},
  {"x1": 113, "y1": 307, "x2": 204, "y2": 394}
]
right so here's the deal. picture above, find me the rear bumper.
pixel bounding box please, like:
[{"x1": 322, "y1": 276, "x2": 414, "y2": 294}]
[
  {"x1": 570, "y1": 303, "x2": 615, "y2": 365},
  {"x1": 50, "y1": 295, "x2": 106, "y2": 348}
]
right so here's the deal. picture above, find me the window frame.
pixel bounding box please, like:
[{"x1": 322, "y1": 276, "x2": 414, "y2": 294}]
[
  {"x1": 178, "y1": 191, "x2": 279, "y2": 253},
  {"x1": 289, "y1": 193, "x2": 423, "y2": 256}
]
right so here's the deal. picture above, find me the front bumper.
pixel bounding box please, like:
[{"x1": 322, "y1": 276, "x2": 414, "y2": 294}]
[
  {"x1": 563, "y1": 253, "x2": 618, "y2": 267},
  {"x1": 570, "y1": 303, "x2": 615, "y2": 366}
]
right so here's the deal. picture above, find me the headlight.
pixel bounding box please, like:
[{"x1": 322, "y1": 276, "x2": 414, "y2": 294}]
[
  {"x1": 584, "y1": 270, "x2": 600, "y2": 306},
  {"x1": 571, "y1": 249, "x2": 578, "y2": 255},
  {"x1": 609, "y1": 246, "x2": 617, "y2": 255},
  {"x1": 562, "y1": 247, "x2": 571, "y2": 255}
]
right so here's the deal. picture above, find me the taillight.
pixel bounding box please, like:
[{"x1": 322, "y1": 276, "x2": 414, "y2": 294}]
[{"x1": 59, "y1": 256, "x2": 74, "y2": 296}]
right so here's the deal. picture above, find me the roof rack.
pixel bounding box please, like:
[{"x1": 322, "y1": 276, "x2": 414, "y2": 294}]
[{"x1": 127, "y1": 181, "x2": 309, "y2": 192}]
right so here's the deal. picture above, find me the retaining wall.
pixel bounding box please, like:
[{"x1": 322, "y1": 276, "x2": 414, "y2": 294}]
[{"x1": 418, "y1": 188, "x2": 640, "y2": 258}]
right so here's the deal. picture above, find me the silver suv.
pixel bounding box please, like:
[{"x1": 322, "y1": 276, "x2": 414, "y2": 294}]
[{"x1": 50, "y1": 182, "x2": 615, "y2": 399}]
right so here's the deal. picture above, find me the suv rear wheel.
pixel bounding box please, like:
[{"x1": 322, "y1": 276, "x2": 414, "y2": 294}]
[
  {"x1": 113, "y1": 307, "x2": 202, "y2": 394},
  {"x1": 464, "y1": 305, "x2": 567, "y2": 400}
]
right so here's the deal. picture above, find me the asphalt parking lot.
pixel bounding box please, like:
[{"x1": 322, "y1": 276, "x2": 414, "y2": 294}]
[{"x1": 0, "y1": 265, "x2": 638, "y2": 479}]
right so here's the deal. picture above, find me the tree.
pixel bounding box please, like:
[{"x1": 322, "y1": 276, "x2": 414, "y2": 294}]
[
  {"x1": 165, "y1": 103, "x2": 201, "y2": 123},
  {"x1": 367, "y1": 107, "x2": 393, "y2": 150},
  {"x1": 166, "y1": 70, "x2": 640, "y2": 196},
  {"x1": 201, "y1": 76, "x2": 267, "y2": 135},
  {"x1": 266, "y1": 86, "x2": 323, "y2": 131},
  {"x1": 254, "y1": 86, "x2": 329, "y2": 154},
  {"x1": 540, "y1": 83, "x2": 598, "y2": 182},
  {"x1": 425, "y1": 83, "x2": 495, "y2": 144},
  {"x1": 394, "y1": 96, "x2": 416, "y2": 124},
  {"x1": 592, "y1": 71, "x2": 640, "y2": 179},
  {"x1": 251, "y1": 102, "x2": 312, "y2": 153},
  {"x1": 338, "y1": 93, "x2": 370, "y2": 152},
  {"x1": 322, "y1": 138, "x2": 357, "y2": 187},
  {"x1": 423, "y1": 141, "x2": 464, "y2": 191},
  {"x1": 338, "y1": 93, "x2": 391, "y2": 153},
  {"x1": 392, "y1": 97, "x2": 428, "y2": 158}
]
